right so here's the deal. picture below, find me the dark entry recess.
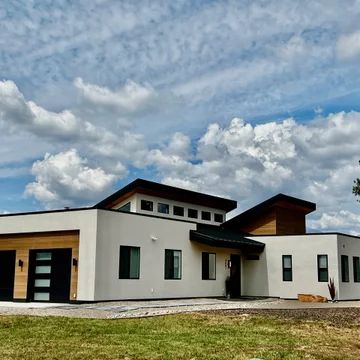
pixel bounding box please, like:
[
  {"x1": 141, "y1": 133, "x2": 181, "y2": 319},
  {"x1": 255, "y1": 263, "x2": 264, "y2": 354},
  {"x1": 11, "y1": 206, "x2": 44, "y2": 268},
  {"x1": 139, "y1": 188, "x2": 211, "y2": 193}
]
[
  {"x1": 0, "y1": 250, "x2": 16, "y2": 301},
  {"x1": 27, "y1": 248, "x2": 72, "y2": 302},
  {"x1": 230, "y1": 254, "x2": 241, "y2": 298}
]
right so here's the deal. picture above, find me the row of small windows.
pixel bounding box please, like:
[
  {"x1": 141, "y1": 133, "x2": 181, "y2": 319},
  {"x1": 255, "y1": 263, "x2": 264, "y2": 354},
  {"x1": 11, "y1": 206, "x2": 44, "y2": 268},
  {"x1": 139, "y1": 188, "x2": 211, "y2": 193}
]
[
  {"x1": 119, "y1": 246, "x2": 216, "y2": 280},
  {"x1": 282, "y1": 254, "x2": 360, "y2": 283},
  {"x1": 140, "y1": 199, "x2": 224, "y2": 222}
]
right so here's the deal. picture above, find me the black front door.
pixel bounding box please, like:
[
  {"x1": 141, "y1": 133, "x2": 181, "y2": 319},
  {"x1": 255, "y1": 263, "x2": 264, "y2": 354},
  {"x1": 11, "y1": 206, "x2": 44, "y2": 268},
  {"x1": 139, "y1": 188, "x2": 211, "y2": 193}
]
[
  {"x1": 0, "y1": 250, "x2": 16, "y2": 301},
  {"x1": 230, "y1": 254, "x2": 241, "y2": 298},
  {"x1": 27, "y1": 249, "x2": 72, "y2": 302}
]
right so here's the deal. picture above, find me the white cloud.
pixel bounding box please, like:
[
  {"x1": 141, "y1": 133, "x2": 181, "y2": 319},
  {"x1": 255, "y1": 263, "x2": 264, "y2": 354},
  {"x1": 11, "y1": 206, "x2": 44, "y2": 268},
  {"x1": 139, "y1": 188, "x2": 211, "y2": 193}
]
[
  {"x1": 309, "y1": 210, "x2": 360, "y2": 235},
  {"x1": 2, "y1": 0, "x2": 359, "y2": 125},
  {"x1": 0, "y1": 79, "x2": 151, "y2": 172},
  {"x1": 148, "y1": 113, "x2": 360, "y2": 233},
  {"x1": 74, "y1": 78, "x2": 157, "y2": 113},
  {"x1": 25, "y1": 149, "x2": 122, "y2": 209},
  {"x1": 336, "y1": 30, "x2": 360, "y2": 60},
  {"x1": 0, "y1": 80, "x2": 99, "y2": 141},
  {"x1": 1, "y1": 76, "x2": 360, "y2": 233}
]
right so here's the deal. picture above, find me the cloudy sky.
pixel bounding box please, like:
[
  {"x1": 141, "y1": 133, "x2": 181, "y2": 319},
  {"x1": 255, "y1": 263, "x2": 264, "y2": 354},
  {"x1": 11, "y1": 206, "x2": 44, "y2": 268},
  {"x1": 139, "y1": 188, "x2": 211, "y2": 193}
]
[{"x1": 1, "y1": 0, "x2": 360, "y2": 233}]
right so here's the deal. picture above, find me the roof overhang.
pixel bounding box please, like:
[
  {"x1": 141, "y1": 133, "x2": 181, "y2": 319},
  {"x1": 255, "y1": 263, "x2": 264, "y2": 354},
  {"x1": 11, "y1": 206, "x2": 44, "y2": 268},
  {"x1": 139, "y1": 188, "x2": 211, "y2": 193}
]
[
  {"x1": 224, "y1": 193, "x2": 316, "y2": 228},
  {"x1": 95, "y1": 178, "x2": 237, "y2": 212},
  {"x1": 189, "y1": 226, "x2": 265, "y2": 253}
]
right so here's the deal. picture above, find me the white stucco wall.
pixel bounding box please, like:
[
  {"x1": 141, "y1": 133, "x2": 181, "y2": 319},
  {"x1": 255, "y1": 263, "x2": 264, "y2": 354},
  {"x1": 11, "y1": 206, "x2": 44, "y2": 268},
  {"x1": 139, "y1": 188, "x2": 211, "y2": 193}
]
[
  {"x1": 337, "y1": 234, "x2": 360, "y2": 300},
  {"x1": 0, "y1": 210, "x2": 98, "y2": 301},
  {"x1": 94, "y1": 210, "x2": 239, "y2": 300},
  {"x1": 244, "y1": 234, "x2": 340, "y2": 299}
]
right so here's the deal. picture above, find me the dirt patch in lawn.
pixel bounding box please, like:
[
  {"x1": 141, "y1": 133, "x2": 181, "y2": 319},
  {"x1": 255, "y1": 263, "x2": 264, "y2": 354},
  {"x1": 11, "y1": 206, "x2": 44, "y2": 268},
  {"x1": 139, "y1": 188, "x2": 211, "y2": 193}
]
[{"x1": 203, "y1": 307, "x2": 360, "y2": 326}]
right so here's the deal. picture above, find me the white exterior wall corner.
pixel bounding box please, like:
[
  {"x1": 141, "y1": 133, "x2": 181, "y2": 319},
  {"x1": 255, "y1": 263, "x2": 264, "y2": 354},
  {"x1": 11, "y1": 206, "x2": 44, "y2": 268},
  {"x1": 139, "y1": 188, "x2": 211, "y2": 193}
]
[
  {"x1": 94, "y1": 210, "x2": 240, "y2": 301},
  {"x1": 245, "y1": 234, "x2": 339, "y2": 300},
  {"x1": 337, "y1": 234, "x2": 360, "y2": 300},
  {"x1": 0, "y1": 210, "x2": 99, "y2": 301}
]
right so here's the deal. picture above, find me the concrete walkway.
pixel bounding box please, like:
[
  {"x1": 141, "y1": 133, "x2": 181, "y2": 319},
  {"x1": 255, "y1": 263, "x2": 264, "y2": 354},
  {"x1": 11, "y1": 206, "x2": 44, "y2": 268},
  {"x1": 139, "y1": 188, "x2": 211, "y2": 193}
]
[{"x1": 0, "y1": 298, "x2": 359, "y2": 319}]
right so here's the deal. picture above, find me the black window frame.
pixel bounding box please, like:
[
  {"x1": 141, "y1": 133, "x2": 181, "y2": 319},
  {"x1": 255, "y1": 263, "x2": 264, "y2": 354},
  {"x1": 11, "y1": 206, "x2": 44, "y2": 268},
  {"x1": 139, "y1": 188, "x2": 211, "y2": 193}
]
[
  {"x1": 140, "y1": 199, "x2": 153, "y2": 212},
  {"x1": 119, "y1": 246, "x2": 140, "y2": 279},
  {"x1": 282, "y1": 255, "x2": 292, "y2": 282},
  {"x1": 157, "y1": 202, "x2": 170, "y2": 214},
  {"x1": 341, "y1": 255, "x2": 349, "y2": 282},
  {"x1": 317, "y1": 255, "x2": 328, "y2": 282},
  {"x1": 214, "y1": 213, "x2": 224, "y2": 223},
  {"x1": 353, "y1": 256, "x2": 360, "y2": 283},
  {"x1": 118, "y1": 202, "x2": 131, "y2": 212},
  {"x1": 164, "y1": 249, "x2": 182, "y2": 280},
  {"x1": 202, "y1": 252, "x2": 216, "y2": 280},
  {"x1": 188, "y1": 208, "x2": 198, "y2": 219},
  {"x1": 201, "y1": 211, "x2": 211, "y2": 221},
  {"x1": 173, "y1": 206, "x2": 184, "y2": 217}
]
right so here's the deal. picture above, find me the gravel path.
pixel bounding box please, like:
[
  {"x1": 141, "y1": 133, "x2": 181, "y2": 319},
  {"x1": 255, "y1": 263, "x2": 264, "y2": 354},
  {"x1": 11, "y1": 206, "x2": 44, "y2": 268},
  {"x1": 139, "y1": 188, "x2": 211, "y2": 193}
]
[{"x1": 0, "y1": 298, "x2": 359, "y2": 319}]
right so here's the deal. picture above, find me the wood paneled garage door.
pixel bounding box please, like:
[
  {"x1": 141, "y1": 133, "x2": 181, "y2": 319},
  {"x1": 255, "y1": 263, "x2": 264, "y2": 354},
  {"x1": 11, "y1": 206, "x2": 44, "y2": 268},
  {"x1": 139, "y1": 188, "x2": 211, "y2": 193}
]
[{"x1": 0, "y1": 231, "x2": 79, "y2": 302}]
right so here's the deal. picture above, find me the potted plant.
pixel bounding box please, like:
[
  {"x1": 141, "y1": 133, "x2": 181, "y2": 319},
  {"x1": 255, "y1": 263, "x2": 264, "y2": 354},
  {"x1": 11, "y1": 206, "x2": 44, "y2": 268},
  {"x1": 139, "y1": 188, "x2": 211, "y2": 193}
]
[{"x1": 328, "y1": 277, "x2": 336, "y2": 302}]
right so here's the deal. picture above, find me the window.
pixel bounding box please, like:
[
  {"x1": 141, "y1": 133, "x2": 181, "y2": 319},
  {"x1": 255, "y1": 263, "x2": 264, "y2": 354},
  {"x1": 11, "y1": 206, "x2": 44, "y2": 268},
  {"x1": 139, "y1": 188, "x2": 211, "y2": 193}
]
[
  {"x1": 164, "y1": 250, "x2": 182, "y2": 279},
  {"x1": 173, "y1": 206, "x2": 184, "y2": 217},
  {"x1": 214, "y1": 213, "x2": 223, "y2": 223},
  {"x1": 341, "y1": 255, "x2": 349, "y2": 282},
  {"x1": 119, "y1": 246, "x2": 140, "y2": 279},
  {"x1": 282, "y1": 255, "x2": 292, "y2": 281},
  {"x1": 201, "y1": 211, "x2": 211, "y2": 221},
  {"x1": 118, "y1": 202, "x2": 131, "y2": 212},
  {"x1": 202, "y1": 252, "x2": 216, "y2": 280},
  {"x1": 188, "y1": 208, "x2": 198, "y2": 219},
  {"x1": 158, "y1": 203, "x2": 169, "y2": 214},
  {"x1": 141, "y1": 200, "x2": 153, "y2": 211},
  {"x1": 317, "y1": 255, "x2": 328, "y2": 282},
  {"x1": 353, "y1": 257, "x2": 360, "y2": 282}
]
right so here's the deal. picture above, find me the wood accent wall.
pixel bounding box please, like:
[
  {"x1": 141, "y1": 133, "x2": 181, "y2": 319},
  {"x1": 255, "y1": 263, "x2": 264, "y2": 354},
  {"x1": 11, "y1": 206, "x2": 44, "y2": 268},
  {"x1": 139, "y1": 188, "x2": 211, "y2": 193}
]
[
  {"x1": 239, "y1": 209, "x2": 277, "y2": 235},
  {"x1": 0, "y1": 231, "x2": 79, "y2": 301},
  {"x1": 276, "y1": 207, "x2": 305, "y2": 235},
  {"x1": 238, "y1": 207, "x2": 306, "y2": 235}
]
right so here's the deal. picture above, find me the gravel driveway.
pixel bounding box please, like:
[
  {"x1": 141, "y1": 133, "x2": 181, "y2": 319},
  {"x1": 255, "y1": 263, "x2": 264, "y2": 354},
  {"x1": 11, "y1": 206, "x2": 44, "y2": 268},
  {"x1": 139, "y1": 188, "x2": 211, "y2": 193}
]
[{"x1": 0, "y1": 298, "x2": 359, "y2": 319}]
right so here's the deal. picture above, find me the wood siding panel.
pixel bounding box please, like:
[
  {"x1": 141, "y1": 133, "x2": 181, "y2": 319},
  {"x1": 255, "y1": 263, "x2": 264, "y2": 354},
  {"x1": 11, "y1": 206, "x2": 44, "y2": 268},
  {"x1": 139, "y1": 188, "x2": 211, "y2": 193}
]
[
  {"x1": 239, "y1": 210, "x2": 277, "y2": 235},
  {"x1": 276, "y1": 208, "x2": 306, "y2": 235},
  {"x1": 237, "y1": 206, "x2": 306, "y2": 235},
  {"x1": 0, "y1": 231, "x2": 79, "y2": 301}
]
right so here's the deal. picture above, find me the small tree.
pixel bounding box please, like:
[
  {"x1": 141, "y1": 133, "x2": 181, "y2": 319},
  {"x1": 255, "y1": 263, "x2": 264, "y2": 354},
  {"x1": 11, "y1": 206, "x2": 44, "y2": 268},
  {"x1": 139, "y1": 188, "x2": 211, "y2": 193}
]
[{"x1": 353, "y1": 161, "x2": 360, "y2": 201}]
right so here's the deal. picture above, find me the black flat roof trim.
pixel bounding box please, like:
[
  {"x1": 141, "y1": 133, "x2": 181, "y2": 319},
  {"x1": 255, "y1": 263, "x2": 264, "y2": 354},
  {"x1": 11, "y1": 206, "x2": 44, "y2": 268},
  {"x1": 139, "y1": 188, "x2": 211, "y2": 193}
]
[
  {"x1": 95, "y1": 178, "x2": 237, "y2": 211},
  {"x1": 0, "y1": 229, "x2": 80, "y2": 237},
  {"x1": 248, "y1": 232, "x2": 360, "y2": 240},
  {"x1": 0, "y1": 207, "x2": 93, "y2": 218},
  {"x1": 0, "y1": 206, "x2": 199, "y2": 225}
]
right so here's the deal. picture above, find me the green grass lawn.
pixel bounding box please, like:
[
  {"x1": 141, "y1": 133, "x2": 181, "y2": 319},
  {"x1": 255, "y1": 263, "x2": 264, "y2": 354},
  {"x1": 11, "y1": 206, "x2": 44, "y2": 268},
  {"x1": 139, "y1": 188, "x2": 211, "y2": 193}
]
[{"x1": 0, "y1": 312, "x2": 359, "y2": 360}]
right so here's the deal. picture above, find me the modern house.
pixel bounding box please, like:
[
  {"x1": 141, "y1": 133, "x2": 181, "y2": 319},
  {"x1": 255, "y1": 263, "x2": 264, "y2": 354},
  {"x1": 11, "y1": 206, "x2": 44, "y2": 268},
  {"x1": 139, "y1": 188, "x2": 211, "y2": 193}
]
[{"x1": 0, "y1": 178, "x2": 359, "y2": 303}]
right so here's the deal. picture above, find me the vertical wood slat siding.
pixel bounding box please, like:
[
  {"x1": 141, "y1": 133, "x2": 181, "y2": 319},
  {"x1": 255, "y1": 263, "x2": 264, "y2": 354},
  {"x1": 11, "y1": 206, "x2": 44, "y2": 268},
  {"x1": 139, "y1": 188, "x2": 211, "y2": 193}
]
[
  {"x1": 239, "y1": 210, "x2": 277, "y2": 235},
  {"x1": 238, "y1": 207, "x2": 306, "y2": 235},
  {"x1": 0, "y1": 231, "x2": 79, "y2": 300}
]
